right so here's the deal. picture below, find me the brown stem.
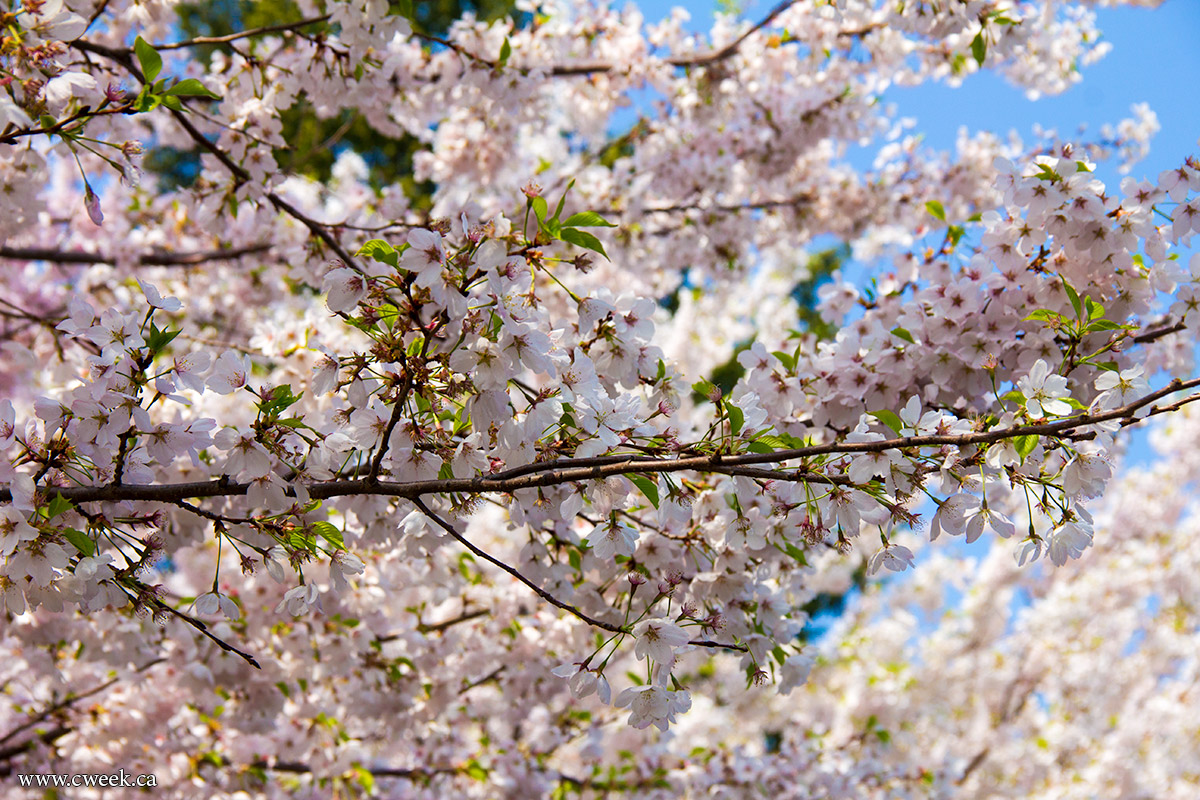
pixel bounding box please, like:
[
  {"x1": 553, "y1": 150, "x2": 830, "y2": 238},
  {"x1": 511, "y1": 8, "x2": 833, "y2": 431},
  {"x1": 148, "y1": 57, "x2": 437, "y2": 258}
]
[{"x1": 156, "y1": 15, "x2": 333, "y2": 50}]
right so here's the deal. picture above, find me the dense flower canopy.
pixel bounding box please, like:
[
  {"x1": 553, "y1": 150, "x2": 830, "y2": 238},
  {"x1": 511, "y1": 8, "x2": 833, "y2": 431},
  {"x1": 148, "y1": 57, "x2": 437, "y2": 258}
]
[{"x1": 1, "y1": 0, "x2": 1198, "y2": 796}]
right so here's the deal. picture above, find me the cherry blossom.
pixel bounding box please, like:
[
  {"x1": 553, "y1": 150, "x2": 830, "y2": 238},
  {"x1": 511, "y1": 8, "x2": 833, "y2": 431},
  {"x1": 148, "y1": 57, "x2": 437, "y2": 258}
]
[{"x1": 0, "y1": 0, "x2": 1198, "y2": 794}]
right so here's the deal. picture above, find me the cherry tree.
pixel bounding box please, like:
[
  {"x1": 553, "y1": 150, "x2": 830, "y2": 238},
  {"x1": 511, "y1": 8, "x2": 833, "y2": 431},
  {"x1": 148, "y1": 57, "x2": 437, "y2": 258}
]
[{"x1": 1, "y1": 0, "x2": 1198, "y2": 795}]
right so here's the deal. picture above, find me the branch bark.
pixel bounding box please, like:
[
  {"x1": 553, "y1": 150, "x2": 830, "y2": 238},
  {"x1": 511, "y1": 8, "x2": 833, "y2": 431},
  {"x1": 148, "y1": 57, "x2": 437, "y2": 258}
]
[{"x1": 0, "y1": 243, "x2": 270, "y2": 267}]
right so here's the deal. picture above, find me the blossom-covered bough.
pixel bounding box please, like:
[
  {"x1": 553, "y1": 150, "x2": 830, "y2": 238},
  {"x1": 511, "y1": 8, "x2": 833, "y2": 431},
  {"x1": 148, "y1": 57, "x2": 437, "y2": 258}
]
[{"x1": 2, "y1": 0, "x2": 1198, "y2": 795}]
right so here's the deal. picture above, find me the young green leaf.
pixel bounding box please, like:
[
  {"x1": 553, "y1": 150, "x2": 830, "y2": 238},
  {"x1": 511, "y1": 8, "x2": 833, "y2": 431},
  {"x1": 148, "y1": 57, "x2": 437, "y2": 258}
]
[
  {"x1": 134, "y1": 36, "x2": 163, "y2": 83},
  {"x1": 726, "y1": 402, "x2": 745, "y2": 435},
  {"x1": 45, "y1": 493, "x2": 75, "y2": 521},
  {"x1": 560, "y1": 227, "x2": 609, "y2": 259},
  {"x1": 1062, "y1": 279, "x2": 1082, "y2": 319},
  {"x1": 924, "y1": 200, "x2": 945, "y2": 222},
  {"x1": 1013, "y1": 434, "x2": 1039, "y2": 461},
  {"x1": 970, "y1": 31, "x2": 987, "y2": 66},
  {"x1": 561, "y1": 211, "x2": 617, "y2": 228},
  {"x1": 627, "y1": 474, "x2": 660, "y2": 508},
  {"x1": 531, "y1": 196, "x2": 549, "y2": 224},
  {"x1": 310, "y1": 521, "x2": 346, "y2": 550},
  {"x1": 357, "y1": 239, "x2": 399, "y2": 267},
  {"x1": 63, "y1": 528, "x2": 96, "y2": 557},
  {"x1": 163, "y1": 79, "x2": 222, "y2": 99},
  {"x1": 871, "y1": 409, "x2": 905, "y2": 436},
  {"x1": 552, "y1": 178, "x2": 575, "y2": 222}
]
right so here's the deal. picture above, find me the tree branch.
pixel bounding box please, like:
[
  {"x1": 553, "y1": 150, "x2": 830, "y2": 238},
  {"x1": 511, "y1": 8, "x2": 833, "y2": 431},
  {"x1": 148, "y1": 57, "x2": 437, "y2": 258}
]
[
  {"x1": 0, "y1": 243, "x2": 270, "y2": 267},
  {"x1": 0, "y1": 657, "x2": 164, "y2": 767},
  {"x1": 5, "y1": 380, "x2": 1199, "y2": 507},
  {"x1": 411, "y1": 497, "x2": 626, "y2": 634},
  {"x1": 156, "y1": 15, "x2": 333, "y2": 50}
]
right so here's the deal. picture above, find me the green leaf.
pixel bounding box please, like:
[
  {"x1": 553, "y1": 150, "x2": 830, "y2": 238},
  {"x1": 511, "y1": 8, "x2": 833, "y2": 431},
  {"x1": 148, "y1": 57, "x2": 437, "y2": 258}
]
[
  {"x1": 131, "y1": 87, "x2": 160, "y2": 113},
  {"x1": 351, "y1": 766, "x2": 376, "y2": 795},
  {"x1": 260, "y1": 384, "x2": 302, "y2": 418},
  {"x1": 924, "y1": 200, "x2": 945, "y2": 221},
  {"x1": 726, "y1": 402, "x2": 745, "y2": 435},
  {"x1": 552, "y1": 178, "x2": 575, "y2": 222},
  {"x1": 63, "y1": 528, "x2": 96, "y2": 557},
  {"x1": 531, "y1": 196, "x2": 549, "y2": 224},
  {"x1": 357, "y1": 239, "x2": 398, "y2": 268},
  {"x1": 561, "y1": 211, "x2": 617, "y2": 228},
  {"x1": 890, "y1": 327, "x2": 915, "y2": 344},
  {"x1": 310, "y1": 521, "x2": 345, "y2": 550},
  {"x1": 163, "y1": 78, "x2": 222, "y2": 99},
  {"x1": 464, "y1": 759, "x2": 489, "y2": 781},
  {"x1": 1063, "y1": 279, "x2": 1082, "y2": 320},
  {"x1": 288, "y1": 530, "x2": 318, "y2": 553},
  {"x1": 750, "y1": 434, "x2": 791, "y2": 450},
  {"x1": 771, "y1": 350, "x2": 796, "y2": 371},
  {"x1": 627, "y1": 474, "x2": 660, "y2": 508},
  {"x1": 1034, "y1": 163, "x2": 1059, "y2": 182},
  {"x1": 1086, "y1": 319, "x2": 1123, "y2": 332},
  {"x1": 1002, "y1": 389, "x2": 1026, "y2": 405},
  {"x1": 692, "y1": 379, "x2": 718, "y2": 400},
  {"x1": 498, "y1": 37, "x2": 511, "y2": 68},
  {"x1": 45, "y1": 493, "x2": 75, "y2": 520},
  {"x1": 560, "y1": 227, "x2": 609, "y2": 260},
  {"x1": 160, "y1": 95, "x2": 183, "y2": 111},
  {"x1": 871, "y1": 409, "x2": 905, "y2": 436},
  {"x1": 134, "y1": 36, "x2": 163, "y2": 83},
  {"x1": 1025, "y1": 309, "x2": 1061, "y2": 323},
  {"x1": 1013, "y1": 434, "x2": 1039, "y2": 461},
  {"x1": 1084, "y1": 297, "x2": 1104, "y2": 321},
  {"x1": 146, "y1": 321, "x2": 181, "y2": 353},
  {"x1": 970, "y1": 31, "x2": 987, "y2": 66}
]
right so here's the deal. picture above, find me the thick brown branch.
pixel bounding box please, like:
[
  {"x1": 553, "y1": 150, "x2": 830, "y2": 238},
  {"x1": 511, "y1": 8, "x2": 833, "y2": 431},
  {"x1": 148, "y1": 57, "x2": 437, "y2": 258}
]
[
  {"x1": 5, "y1": 381, "x2": 1199, "y2": 508},
  {"x1": 0, "y1": 243, "x2": 270, "y2": 267}
]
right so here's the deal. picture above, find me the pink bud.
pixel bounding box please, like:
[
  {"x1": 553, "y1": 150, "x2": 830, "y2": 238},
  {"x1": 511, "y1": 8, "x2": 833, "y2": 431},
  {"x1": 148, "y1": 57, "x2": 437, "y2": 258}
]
[{"x1": 84, "y1": 183, "x2": 103, "y2": 226}]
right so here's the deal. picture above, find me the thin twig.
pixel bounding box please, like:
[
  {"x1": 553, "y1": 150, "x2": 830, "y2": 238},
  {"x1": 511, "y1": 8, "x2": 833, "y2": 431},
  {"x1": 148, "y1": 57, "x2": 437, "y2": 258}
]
[{"x1": 156, "y1": 15, "x2": 333, "y2": 50}]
